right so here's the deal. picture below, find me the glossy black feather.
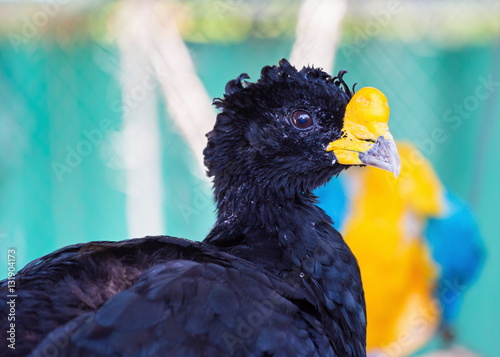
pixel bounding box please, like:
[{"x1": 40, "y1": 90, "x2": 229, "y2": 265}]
[{"x1": 2, "y1": 59, "x2": 367, "y2": 357}]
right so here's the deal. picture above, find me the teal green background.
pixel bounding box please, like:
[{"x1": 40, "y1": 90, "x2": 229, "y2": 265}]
[{"x1": 1, "y1": 4, "x2": 499, "y2": 356}]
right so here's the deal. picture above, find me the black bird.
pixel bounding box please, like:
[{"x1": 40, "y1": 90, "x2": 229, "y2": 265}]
[{"x1": 1, "y1": 59, "x2": 400, "y2": 357}]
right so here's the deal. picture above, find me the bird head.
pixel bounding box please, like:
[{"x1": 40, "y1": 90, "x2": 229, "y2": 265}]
[{"x1": 204, "y1": 59, "x2": 400, "y2": 198}]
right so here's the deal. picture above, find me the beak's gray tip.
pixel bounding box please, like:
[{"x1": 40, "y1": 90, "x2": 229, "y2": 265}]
[{"x1": 359, "y1": 135, "x2": 400, "y2": 177}]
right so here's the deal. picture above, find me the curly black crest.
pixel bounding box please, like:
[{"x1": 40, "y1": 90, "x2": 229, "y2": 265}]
[
  {"x1": 205, "y1": 58, "x2": 355, "y2": 194},
  {"x1": 215, "y1": 58, "x2": 354, "y2": 109}
]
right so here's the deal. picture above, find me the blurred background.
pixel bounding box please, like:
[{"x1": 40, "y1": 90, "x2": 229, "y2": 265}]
[{"x1": 0, "y1": 0, "x2": 499, "y2": 356}]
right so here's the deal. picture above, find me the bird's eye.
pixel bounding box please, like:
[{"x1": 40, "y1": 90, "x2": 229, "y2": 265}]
[{"x1": 291, "y1": 110, "x2": 314, "y2": 130}]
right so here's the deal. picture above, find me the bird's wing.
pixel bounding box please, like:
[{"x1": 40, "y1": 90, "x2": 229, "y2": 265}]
[
  {"x1": 425, "y1": 190, "x2": 486, "y2": 326},
  {"x1": 31, "y1": 259, "x2": 334, "y2": 357},
  {"x1": 0, "y1": 236, "x2": 214, "y2": 356}
]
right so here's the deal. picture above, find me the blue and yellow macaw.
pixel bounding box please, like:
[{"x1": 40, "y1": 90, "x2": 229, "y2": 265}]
[{"x1": 316, "y1": 142, "x2": 485, "y2": 356}]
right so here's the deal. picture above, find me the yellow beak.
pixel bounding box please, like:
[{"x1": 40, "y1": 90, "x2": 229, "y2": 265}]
[{"x1": 326, "y1": 87, "x2": 401, "y2": 177}]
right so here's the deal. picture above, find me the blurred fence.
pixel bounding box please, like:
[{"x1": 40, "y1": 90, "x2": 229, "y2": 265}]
[{"x1": 0, "y1": 0, "x2": 499, "y2": 356}]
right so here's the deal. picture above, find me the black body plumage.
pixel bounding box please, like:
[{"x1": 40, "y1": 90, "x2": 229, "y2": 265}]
[{"x1": 1, "y1": 59, "x2": 366, "y2": 356}]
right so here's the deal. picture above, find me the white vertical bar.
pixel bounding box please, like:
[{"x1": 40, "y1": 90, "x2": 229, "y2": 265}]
[
  {"x1": 116, "y1": 1, "x2": 165, "y2": 237},
  {"x1": 290, "y1": 0, "x2": 347, "y2": 71}
]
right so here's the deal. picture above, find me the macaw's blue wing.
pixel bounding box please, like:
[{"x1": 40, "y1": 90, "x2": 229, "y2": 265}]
[{"x1": 425, "y1": 190, "x2": 486, "y2": 327}]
